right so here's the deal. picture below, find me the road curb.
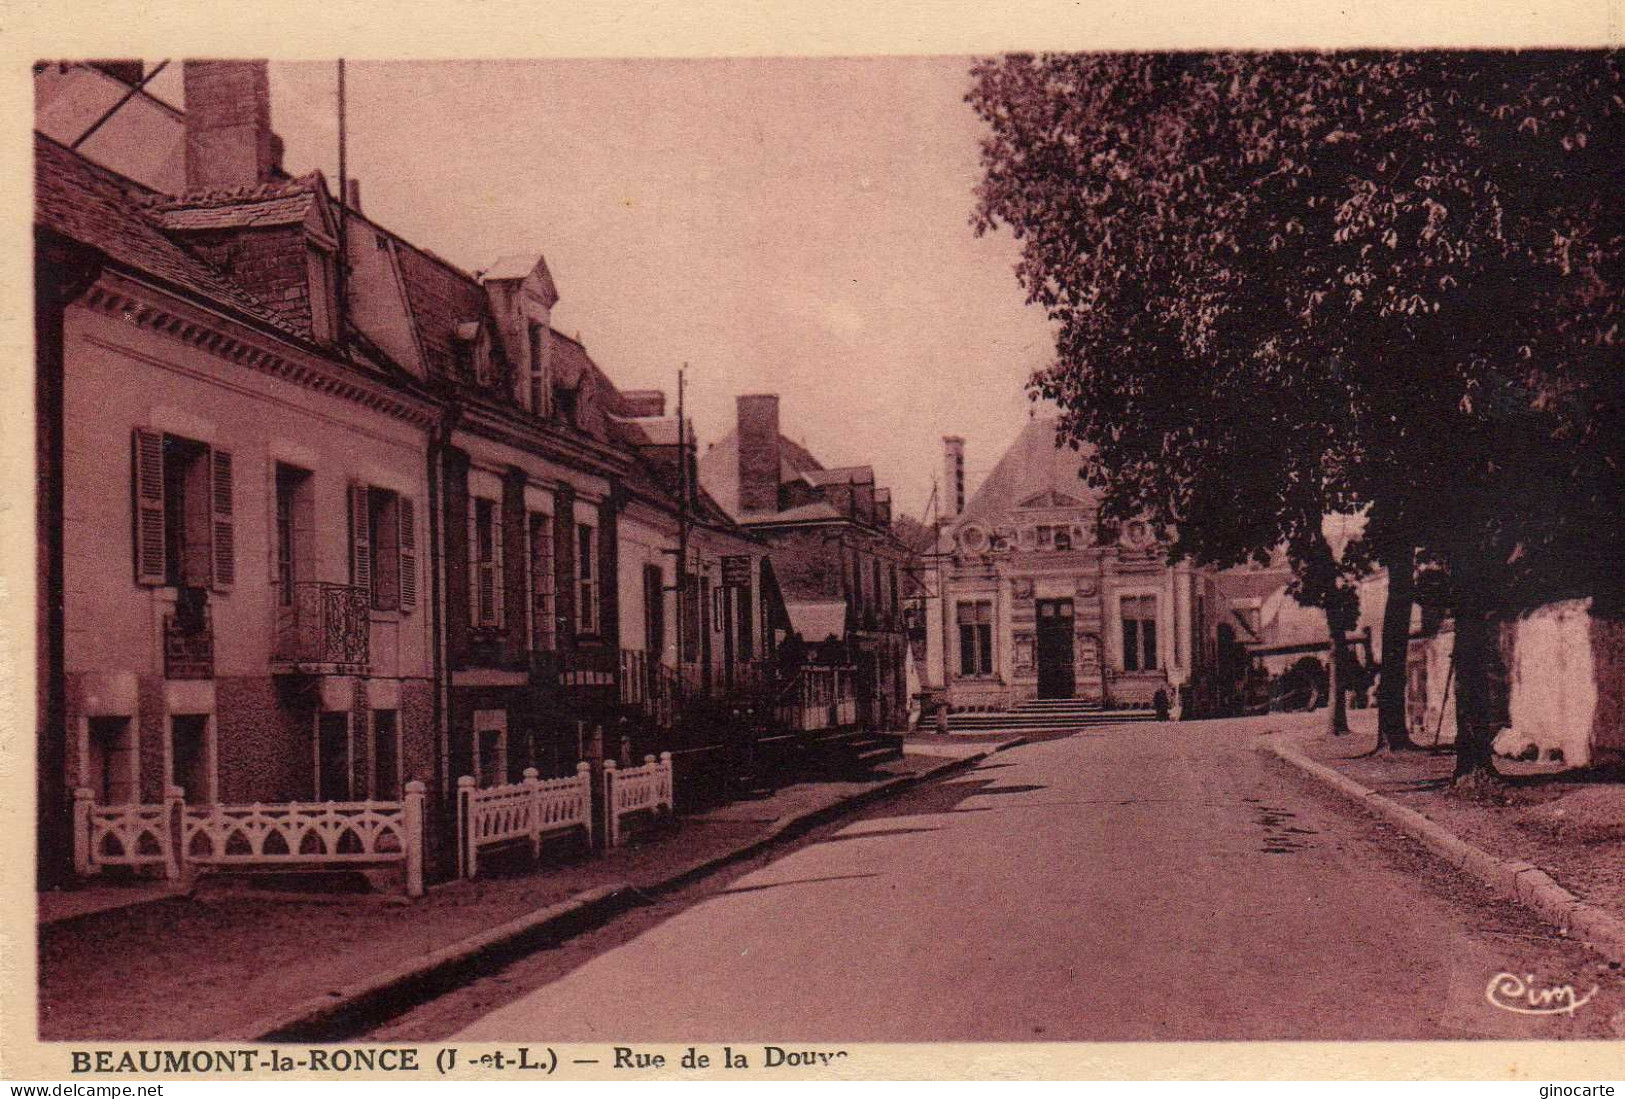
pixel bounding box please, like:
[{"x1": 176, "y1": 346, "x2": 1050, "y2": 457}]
[
  {"x1": 1265, "y1": 736, "x2": 1625, "y2": 967},
  {"x1": 236, "y1": 742, "x2": 1017, "y2": 1041}
]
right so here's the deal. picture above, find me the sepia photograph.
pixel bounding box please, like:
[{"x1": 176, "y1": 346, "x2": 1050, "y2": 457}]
[{"x1": 14, "y1": 7, "x2": 1625, "y2": 1082}]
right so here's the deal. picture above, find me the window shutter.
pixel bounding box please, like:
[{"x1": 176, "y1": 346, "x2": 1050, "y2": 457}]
[
  {"x1": 468, "y1": 498, "x2": 482, "y2": 626},
  {"x1": 492, "y1": 500, "x2": 506, "y2": 630},
  {"x1": 132, "y1": 429, "x2": 166, "y2": 585},
  {"x1": 398, "y1": 495, "x2": 417, "y2": 612},
  {"x1": 210, "y1": 449, "x2": 235, "y2": 591},
  {"x1": 350, "y1": 482, "x2": 372, "y2": 596}
]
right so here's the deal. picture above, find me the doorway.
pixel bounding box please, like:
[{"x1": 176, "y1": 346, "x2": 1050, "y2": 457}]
[{"x1": 1036, "y1": 599, "x2": 1076, "y2": 700}]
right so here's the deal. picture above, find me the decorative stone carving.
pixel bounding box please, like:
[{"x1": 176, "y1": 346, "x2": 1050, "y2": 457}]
[
  {"x1": 1012, "y1": 578, "x2": 1035, "y2": 601},
  {"x1": 1120, "y1": 519, "x2": 1152, "y2": 551},
  {"x1": 956, "y1": 521, "x2": 989, "y2": 555},
  {"x1": 1013, "y1": 633, "x2": 1035, "y2": 676}
]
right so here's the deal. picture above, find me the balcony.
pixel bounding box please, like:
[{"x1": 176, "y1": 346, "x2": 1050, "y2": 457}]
[
  {"x1": 164, "y1": 590, "x2": 214, "y2": 680},
  {"x1": 272, "y1": 582, "x2": 370, "y2": 674}
]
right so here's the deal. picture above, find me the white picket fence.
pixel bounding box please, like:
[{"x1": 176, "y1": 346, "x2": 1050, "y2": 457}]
[
  {"x1": 603, "y1": 752, "x2": 675, "y2": 847},
  {"x1": 456, "y1": 764, "x2": 593, "y2": 879},
  {"x1": 72, "y1": 783, "x2": 426, "y2": 897}
]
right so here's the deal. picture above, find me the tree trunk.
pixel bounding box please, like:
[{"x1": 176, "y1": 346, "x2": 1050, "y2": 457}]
[
  {"x1": 1327, "y1": 609, "x2": 1351, "y2": 736},
  {"x1": 1451, "y1": 593, "x2": 1501, "y2": 783},
  {"x1": 1376, "y1": 545, "x2": 1417, "y2": 751}
]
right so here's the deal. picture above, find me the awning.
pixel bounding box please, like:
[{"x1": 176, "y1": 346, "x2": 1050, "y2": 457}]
[{"x1": 785, "y1": 601, "x2": 847, "y2": 643}]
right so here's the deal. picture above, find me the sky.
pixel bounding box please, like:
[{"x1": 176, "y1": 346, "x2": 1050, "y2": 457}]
[{"x1": 145, "y1": 58, "x2": 1057, "y2": 520}]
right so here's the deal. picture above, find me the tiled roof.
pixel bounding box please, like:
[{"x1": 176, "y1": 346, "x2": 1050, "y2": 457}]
[
  {"x1": 393, "y1": 237, "x2": 489, "y2": 378},
  {"x1": 956, "y1": 415, "x2": 1102, "y2": 530},
  {"x1": 34, "y1": 133, "x2": 305, "y2": 342},
  {"x1": 150, "y1": 192, "x2": 313, "y2": 230},
  {"x1": 743, "y1": 501, "x2": 844, "y2": 524},
  {"x1": 803, "y1": 465, "x2": 874, "y2": 487}
]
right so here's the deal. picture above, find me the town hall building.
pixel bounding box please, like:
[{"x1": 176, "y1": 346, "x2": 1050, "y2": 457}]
[{"x1": 925, "y1": 416, "x2": 1223, "y2": 717}]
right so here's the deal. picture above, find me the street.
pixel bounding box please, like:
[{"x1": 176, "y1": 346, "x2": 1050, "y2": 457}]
[{"x1": 369, "y1": 719, "x2": 1625, "y2": 1042}]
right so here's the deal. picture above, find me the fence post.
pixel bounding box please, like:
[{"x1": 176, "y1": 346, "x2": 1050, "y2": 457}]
[
  {"x1": 659, "y1": 751, "x2": 674, "y2": 813},
  {"x1": 72, "y1": 787, "x2": 94, "y2": 876},
  {"x1": 602, "y1": 759, "x2": 618, "y2": 847},
  {"x1": 524, "y1": 767, "x2": 541, "y2": 860},
  {"x1": 577, "y1": 761, "x2": 594, "y2": 848},
  {"x1": 404, "y1": 780, "x2": 425, "y2": 898},
  {"x1": 163, "y1": 785, "x2": 185, "y2": 880},
  {"x1": 456, "y1": 775, "x2": 476, "y2": 880}
]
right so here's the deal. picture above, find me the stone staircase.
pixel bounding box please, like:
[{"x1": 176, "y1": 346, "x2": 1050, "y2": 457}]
[{"x1": 945, "y1": 697, "x2": 1158, "y2": 733}]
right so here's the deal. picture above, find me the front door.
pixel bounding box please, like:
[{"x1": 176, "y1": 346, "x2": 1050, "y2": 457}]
[{"x1": 1036, "y1": 599, "x2": 1076, "y2": 699}]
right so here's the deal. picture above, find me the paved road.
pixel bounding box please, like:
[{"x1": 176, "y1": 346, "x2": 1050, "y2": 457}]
[{"x1": 371, "y1": 719, "x2": 1625, "y2": 1041}]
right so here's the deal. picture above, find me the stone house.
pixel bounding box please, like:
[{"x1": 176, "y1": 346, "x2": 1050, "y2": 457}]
[
  {"x1": 698, "y1": 394, "x2": 912, "y2": 731},
  {"x1": 35, "y1": 66, "x2": 440, "y2": 883}
]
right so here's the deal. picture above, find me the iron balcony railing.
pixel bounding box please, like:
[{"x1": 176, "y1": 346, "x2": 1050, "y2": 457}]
[{"x1": 272, "y1": 582, "x2": 370, "y2": 670}]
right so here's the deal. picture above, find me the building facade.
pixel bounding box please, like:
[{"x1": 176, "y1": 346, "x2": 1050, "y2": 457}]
[
  {"x1": 699, "y1": 394, "x2": 912, "y2": 731},
  {"x1": 36, "y1": 93, "x2": 442, "y2": 885},
  {"x1": 34, "y1": 59, "x2": 796, "y2": 885},
  {"x1": 926, "y1": 418, "x2": 1221, "y2": 714}
]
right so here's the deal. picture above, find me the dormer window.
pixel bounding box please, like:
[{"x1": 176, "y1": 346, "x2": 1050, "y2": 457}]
[
  {"x1": 528, "y1": 323, "x2": 550, "y2": 416},
  {"x1": 307, "y1": 243, "x2": 339, "y2": 344}
]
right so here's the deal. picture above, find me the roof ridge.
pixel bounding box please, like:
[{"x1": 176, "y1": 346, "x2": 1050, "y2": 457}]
[{"x1": 144, "y1": 172, "x2": 321, "y2": 210}]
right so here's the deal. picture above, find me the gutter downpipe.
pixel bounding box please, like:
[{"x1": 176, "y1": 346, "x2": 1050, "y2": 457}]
[{"x1": 428, "y1": 399, "x2": 463, "y2": 802}]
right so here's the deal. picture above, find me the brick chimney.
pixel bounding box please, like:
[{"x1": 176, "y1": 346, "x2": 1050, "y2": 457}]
[
  {"x1": 737, "y1": 394, "x2": 782, "y2": 514},
  {"x1": 183, "y1": 60, "x2": 278, "y2": 192},
  {"x1": 942, "y1": 435, "x2": 966, "y2": 520}
]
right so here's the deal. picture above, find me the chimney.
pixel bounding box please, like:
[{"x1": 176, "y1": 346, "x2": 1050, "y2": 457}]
[
  {"x1": 619, "y1": 390, "x2": 666, "y2": 418},
  {"x1": 942, "y1": 436, "x2": 966, "y2": 520},
  {"x1": 737, "y1": 394, "x2": 782, "y2": 514},
  {"x1": 182, "y1": 60, "x2": 278, "y2": 192},
  {"x1": 345, "y1": 178, "x2": 362, "y2": 214}
]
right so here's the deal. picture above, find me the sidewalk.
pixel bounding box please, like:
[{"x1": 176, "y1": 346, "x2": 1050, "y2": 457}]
[
  {"x1": 38, "y1": 742, "x2": 1008, "y2": 1042},
  {"x1": 1270, "y1": 708, "x2": 1625, "y2": 950}
]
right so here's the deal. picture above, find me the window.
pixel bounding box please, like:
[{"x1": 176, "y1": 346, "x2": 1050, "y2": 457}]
[
  {"x1": 528, "y1": 324, "x2": 549, "y2": 416},
  {"x1": 353, "y1": 484, "x2": 417, "y2": 613},
  {"x1": 371, "y1": 710, "x2": 400, "y2": 800},
  {"x1": 368, "y1": 489, "x2": 401, "y2": 610},
  {"x1": 576, "y1": 523, "x2": 596, "y2": 634},
  {"x1": 528, "y1": 513, "x2": 554, "y2": 651},
  {"x1": 1036, "y1": 524, "x2": 1054, "y2": 550},
  {"x1": 171, "y1": 713, "x2": 212, "y2": 805},
  {"x1": 872, "y1": 559, "x2": 882, "y2": 617},
  {"x1": 87, "y1": 717, "x2": 135, "y2": 805},
  {"x1": 473, "y1": 710, "x2": 508, "y2": 788},
  {"x1": 1122, "y1": 595, "x2": 1159, "y2": 672},
  {"x1": 316, "y1": 712, "x2": 351, "y2": 802},
  {"x1": 958, "y1": 601, "x2": 994, "y2": 676},
  {"x1": 736, "y1": 582, "x2": 753, "y2": 661},
  {"x1": 1053, "y1": 526, "x2": 1072, "y2": 551},
  {"x1": 470, "y1": 497, "x2": 503, "y2": 629},
  {"x1": 307, "y1": 245, "x2": 338, "y2": 344},
  {"x1": 274, "y1": 465, "x2": 313, "y2": 606},
  {"x1": 132, "y1": 430, "x2": 233, "y2": 590}
]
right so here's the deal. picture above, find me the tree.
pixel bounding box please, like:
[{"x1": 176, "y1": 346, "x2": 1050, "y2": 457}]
[{"x1": 969, "y1": 52, "x2": 1623, "y2": 781}]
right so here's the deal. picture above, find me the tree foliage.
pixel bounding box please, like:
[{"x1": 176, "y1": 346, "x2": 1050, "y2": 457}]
[{"x1": 969, "y1": 51, "x2": 1624, "y2": 775}]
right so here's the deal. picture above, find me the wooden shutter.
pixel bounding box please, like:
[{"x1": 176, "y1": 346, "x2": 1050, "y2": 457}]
[
  {"x1": 467, "y1": 497, "x2": 482, "y2": 625},
  {"x1": 349, "y1": 482, "x2": 372, "y2": 598},
  {"x1": 398, "y1": 495, "x2": 417, "y2": 612},
  {"x1": 132, "y1": 429, "x2": 166, "y2": 584},
  {"x1": 491, "y1": 499, "x2": 505, "y2": 630},
  {"x1": 209, "y1": 448, "x2": 234, "y2": 590}
]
